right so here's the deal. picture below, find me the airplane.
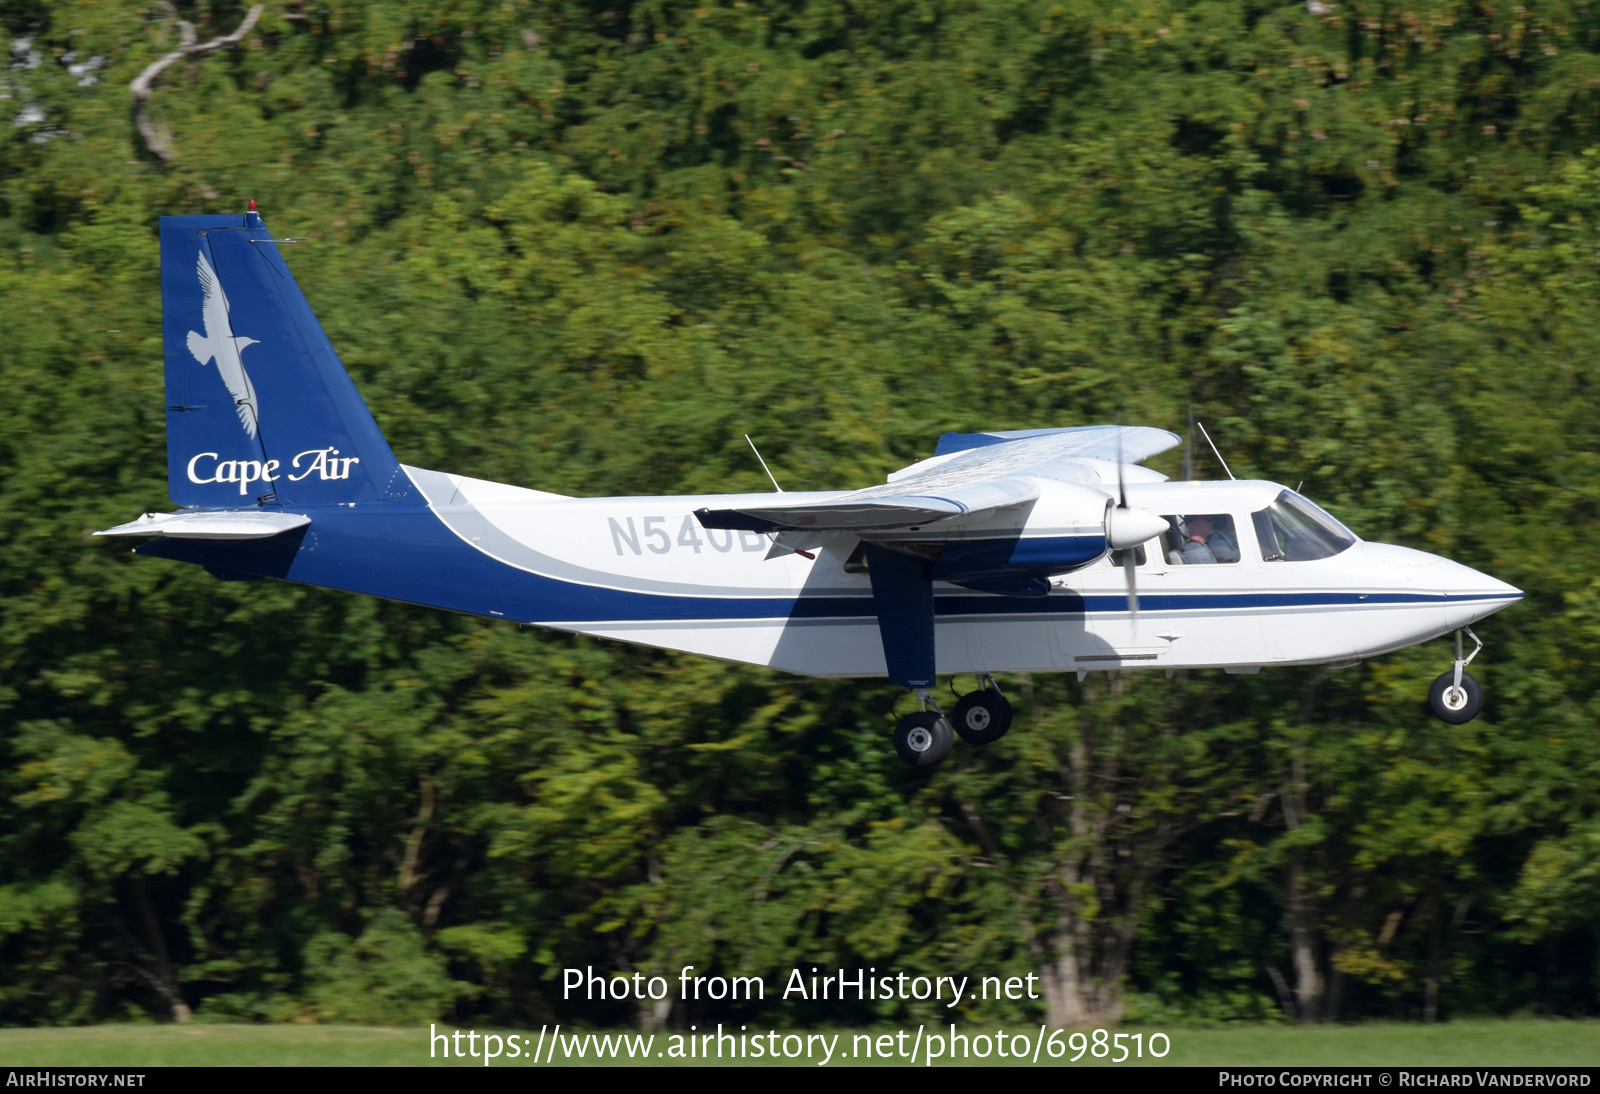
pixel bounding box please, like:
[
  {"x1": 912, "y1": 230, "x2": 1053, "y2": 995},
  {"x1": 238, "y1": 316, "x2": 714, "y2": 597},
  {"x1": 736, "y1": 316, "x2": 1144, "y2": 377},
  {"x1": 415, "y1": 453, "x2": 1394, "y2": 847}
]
[{"x1": 97, "y1": 207, "x2": 1525, "y2": 767}]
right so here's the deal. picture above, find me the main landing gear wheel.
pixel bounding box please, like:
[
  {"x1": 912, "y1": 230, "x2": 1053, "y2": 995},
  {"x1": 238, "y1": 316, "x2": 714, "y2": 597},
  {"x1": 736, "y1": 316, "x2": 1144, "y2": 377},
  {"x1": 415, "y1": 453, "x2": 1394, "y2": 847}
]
[
  {"x1": 952, "y1": 686, "x2": 1012, "y2": 746},
  {"x1": 1429, "y1": 627, "x2": 1485, "y2": 725},
  {"x1": 1429, "y1": 670, "x2": 1483, "y2": 724},
  {"x1": 894, "y1": 711, "x2": 954, "y2": 767}
]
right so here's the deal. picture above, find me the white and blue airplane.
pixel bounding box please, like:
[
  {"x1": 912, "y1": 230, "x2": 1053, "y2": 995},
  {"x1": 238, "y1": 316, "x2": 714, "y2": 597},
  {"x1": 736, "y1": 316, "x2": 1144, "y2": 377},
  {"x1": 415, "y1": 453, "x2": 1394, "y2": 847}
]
[{"x1": 99, "y1": 208, "x2": 1524, "y2": 767}]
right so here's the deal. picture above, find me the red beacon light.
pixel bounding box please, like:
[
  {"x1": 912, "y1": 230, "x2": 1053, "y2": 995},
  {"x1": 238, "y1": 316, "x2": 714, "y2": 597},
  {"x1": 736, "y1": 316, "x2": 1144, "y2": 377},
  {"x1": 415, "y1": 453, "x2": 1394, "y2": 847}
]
[{"x1": 247, "y1": 199, "x2": 257, "y2": 212}]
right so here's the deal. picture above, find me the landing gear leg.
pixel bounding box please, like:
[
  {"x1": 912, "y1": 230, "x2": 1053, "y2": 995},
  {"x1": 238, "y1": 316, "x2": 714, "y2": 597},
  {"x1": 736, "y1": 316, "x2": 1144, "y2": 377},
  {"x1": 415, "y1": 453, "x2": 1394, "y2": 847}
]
[
  {"x1": 1428, "y1": 627, "x2": 1484, "y2": 724},
  {"x1": 894, "y1": 690, "x2": 955, "y2": 767},
  {"x1": 952, "y1": 675, "x2": 1013, "y2": 745}
]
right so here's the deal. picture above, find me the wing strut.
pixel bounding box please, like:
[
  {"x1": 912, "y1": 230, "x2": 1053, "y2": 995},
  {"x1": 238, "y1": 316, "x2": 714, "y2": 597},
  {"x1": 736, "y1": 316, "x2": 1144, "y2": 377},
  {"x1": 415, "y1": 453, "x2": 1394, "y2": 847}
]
[{"x1": 864, "y1": 544, "x2": 937, "y2": 690}]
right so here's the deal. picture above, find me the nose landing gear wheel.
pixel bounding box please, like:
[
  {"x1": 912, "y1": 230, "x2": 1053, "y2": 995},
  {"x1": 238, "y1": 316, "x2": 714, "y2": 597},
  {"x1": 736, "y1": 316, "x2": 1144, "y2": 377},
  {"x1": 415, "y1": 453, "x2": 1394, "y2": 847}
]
[
  {"x1": 952, "y1": 689, "x2": 1012, "y2": 745},
  {"x1": 894, "y1": 711, "x2": 955, "y2": 767},
  {"x1": 1429, "y1": 670, "x2": 1483, "y2": 724}
]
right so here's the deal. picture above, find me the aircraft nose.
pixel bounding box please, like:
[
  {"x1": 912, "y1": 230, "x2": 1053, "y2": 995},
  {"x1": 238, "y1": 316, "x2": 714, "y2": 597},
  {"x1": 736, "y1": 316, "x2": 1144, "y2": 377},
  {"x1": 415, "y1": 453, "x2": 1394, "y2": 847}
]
[
  {"x1": 1359, "y1": 542, "x2": 1522, "y2": 627},
  {"x1": 1446, "y1": 559, "x2": 1516, "y2": 610},
  {"x1": 1428, "y1": 551, "x2": 1522, "y2": 619},
  {"x1": 1433, "y1": 555, "x2": 1522, "y2": 603},
  {"x1": 1440, "y1": 558, "x2": 1523, "y2": 629}
]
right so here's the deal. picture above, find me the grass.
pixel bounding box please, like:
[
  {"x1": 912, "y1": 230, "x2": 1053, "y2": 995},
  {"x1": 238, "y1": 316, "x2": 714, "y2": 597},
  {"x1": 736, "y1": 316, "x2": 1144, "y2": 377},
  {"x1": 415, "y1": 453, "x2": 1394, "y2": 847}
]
[{"x1": 0, "y1": 1020, "x2": 1595, "y2": 1067}]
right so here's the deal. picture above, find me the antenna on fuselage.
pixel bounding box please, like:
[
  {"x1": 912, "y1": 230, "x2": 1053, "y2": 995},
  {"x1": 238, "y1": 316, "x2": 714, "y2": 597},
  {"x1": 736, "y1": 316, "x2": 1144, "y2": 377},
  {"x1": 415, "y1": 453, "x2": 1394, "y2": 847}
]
[
  {"x1": 1195, "y1": 420, "x2": 1236, "y2": 481},
  {"x1": 745, "y1": 434, "x2": 784, "y2": 492}
]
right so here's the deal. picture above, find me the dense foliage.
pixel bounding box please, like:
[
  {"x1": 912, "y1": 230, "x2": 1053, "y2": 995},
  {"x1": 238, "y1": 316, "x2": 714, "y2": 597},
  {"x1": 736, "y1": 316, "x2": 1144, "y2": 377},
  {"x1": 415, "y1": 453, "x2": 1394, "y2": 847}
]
[{"x1": 3, "y1": 0, "x2": 1599, "y2": 1028}]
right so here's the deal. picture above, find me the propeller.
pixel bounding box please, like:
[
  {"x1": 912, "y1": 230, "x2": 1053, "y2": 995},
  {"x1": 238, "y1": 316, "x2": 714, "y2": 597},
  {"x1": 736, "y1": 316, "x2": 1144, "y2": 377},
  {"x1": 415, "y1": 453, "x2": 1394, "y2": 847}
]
[
  {"x1": 1117, "y1": 428, "x2": 1138, "y2": 624},
  {"x1": 1104, "y1": 425, "x2": 1170, "y2": 625}
]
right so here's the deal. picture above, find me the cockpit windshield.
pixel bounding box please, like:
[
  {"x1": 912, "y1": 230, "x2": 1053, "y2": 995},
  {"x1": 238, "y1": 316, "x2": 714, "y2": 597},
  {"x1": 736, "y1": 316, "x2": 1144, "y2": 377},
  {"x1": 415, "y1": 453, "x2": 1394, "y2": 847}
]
[{"x1": 1251, "y1": 491, "x2": 1357, "y2": 562}]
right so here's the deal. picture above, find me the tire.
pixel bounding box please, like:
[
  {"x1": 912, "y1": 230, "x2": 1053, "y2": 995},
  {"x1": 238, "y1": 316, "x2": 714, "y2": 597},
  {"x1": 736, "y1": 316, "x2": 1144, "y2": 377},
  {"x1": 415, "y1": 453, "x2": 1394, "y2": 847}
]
[
  {"x1": 952, "y1": 690, "x2": 1012, "y2": 745},
  {"x1": 894, "y1": 712, "x2": 955, "y2": 767},
  {"x1": 1428, "y1": 670, "x2": 1483, "y2": 724}
]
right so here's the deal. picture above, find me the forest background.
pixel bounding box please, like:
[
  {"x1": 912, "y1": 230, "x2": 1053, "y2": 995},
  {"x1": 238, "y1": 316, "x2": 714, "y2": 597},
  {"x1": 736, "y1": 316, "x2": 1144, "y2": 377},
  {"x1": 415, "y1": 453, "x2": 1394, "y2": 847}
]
[{"x1": 3, "y1": 0, "x2": 1600, "y2": 1032}]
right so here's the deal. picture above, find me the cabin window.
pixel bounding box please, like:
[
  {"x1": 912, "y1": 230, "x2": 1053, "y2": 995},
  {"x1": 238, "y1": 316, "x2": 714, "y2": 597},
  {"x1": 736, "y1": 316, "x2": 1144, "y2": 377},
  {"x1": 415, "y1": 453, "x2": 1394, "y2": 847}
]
[
  {"x1": 1162, "y1": 514, "x2": 1241, "y2": 565},
  {"x1": 1110, "y1": 545, "x2": 1147, "y2": 568},
  {"x1": 1251, "y1": 490, "x2": 1357, "y2": 562}
]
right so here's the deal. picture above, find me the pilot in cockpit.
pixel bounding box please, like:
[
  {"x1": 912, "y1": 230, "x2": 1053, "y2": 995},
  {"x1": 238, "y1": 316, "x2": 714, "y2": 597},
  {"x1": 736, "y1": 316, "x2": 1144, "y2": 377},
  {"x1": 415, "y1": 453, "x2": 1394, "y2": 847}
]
[{"x1": 1177, "y1": 515, "x2": 1239, "y2": 565}]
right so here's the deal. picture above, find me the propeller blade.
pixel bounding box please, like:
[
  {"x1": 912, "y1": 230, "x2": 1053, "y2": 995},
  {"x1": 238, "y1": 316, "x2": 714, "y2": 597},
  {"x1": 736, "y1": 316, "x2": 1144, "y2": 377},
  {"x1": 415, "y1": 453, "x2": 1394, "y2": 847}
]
[
  {"x1": 1113, "y1": 419, "x2": 1140, "y2": 626},
  {"x1": 1183, "y1": 405, "x2": 1195, "y2": 482},
  {"x1": 1123, "y1": 548, "x2": 1139, "y2": 624},
  {"x1": 1116, "y1": 422, "x2": 1129, "y2": 510}
]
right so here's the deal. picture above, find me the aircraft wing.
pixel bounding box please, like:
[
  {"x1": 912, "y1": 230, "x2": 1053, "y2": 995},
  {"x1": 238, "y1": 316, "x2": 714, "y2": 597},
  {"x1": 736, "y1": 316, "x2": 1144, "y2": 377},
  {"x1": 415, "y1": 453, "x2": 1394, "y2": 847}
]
[
  {"x1": 697, "y1": 476, "x2": 1038, "y2": 532},
  {"x1": 928, "y1": 424, "x2": 1180, "y2": 463},
  {"x1": 697, "y1": 424, "x2": 1178, "y2": 534}
]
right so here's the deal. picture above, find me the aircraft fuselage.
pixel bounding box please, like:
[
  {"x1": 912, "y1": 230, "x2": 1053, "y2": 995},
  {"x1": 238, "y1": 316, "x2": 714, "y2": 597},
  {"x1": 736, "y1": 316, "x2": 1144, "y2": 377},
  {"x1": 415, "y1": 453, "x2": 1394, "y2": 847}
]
[{"x1": 140, "y1": 468, "x2": 1517, "y2": 681}]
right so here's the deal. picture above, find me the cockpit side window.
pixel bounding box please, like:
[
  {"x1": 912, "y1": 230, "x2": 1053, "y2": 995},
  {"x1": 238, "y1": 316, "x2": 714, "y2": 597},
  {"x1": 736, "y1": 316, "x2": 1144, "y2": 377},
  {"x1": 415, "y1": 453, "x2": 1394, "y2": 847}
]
[
  {"x1": 1252, "y1": 490, "x2": 1357, "y2": 562},
  {"x1": 1162, "y1": 514, "x2": 1241, "y2": 565},
  {"x1": 1110, "y1": 545, "x2": 1147, "y2": 568}
]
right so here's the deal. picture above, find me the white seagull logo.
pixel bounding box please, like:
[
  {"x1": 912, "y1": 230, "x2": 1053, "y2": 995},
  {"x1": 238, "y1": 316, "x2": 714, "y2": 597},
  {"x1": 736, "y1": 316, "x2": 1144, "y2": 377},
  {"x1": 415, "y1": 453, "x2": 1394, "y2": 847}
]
[{"x1": 186, "y1": 252, "x2": 261, "y2": 438}]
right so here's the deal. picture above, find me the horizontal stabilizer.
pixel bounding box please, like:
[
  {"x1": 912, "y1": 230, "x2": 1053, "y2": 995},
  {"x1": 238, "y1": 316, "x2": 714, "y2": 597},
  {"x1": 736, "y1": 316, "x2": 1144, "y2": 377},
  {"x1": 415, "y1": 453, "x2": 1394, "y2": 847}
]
[
  {"x1": 95, "y1": 511, "x2": 311, "y2": 540},
  {"x1": 698, "y1": 477, "x2": 1038, "y2": 533}
]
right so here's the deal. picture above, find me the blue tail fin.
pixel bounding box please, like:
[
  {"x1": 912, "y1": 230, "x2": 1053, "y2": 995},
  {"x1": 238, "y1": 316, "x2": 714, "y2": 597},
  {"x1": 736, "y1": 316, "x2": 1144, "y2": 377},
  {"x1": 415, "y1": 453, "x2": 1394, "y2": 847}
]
[{"x1": 161, "y1": 211, "x2": 417, "y2": 508}]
